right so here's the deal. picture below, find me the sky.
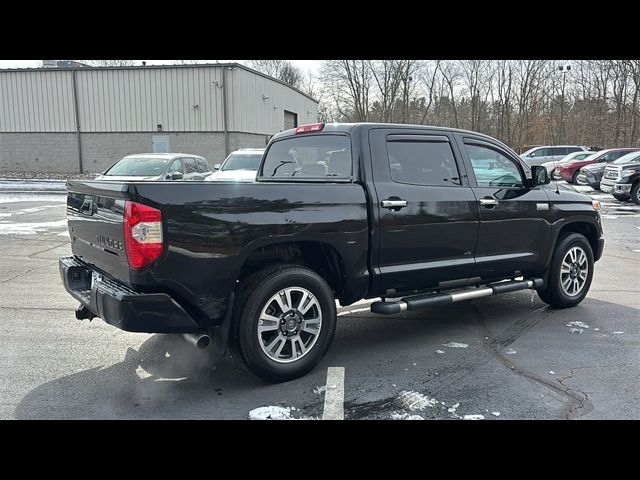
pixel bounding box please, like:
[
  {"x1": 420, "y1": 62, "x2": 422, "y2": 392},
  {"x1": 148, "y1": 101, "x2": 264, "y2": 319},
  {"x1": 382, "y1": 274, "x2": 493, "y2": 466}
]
[{"x1": 0, "y1": 59, "x2": 322, "y2": 75}]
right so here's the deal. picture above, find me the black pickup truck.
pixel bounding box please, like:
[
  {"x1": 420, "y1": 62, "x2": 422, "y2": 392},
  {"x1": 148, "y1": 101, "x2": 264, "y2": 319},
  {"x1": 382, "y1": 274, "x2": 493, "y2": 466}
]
[{"x1": 59, "y1": 123, "x2": 604, "y2": 381}]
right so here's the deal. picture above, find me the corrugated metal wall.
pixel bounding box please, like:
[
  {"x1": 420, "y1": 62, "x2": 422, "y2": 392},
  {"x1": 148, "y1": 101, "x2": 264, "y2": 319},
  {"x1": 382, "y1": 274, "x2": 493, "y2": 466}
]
[
  {"x1": 0, "y1": 70, "x2": 76, "y2": 132},
  {"x1": 0, "y1": 65, "x2": 317, "y2": 134},
  {"x1": 227, "y1": 68, "x2": 318, "y2": 134}
]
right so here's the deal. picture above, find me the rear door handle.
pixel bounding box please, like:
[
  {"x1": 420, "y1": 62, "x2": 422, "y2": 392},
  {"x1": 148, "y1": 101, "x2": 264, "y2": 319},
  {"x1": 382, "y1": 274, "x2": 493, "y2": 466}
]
[
  {"x1": 381, "y1": 199, "x2": 408, "y2": 209},
  {"x1": 479, "y1": 198, "x2": 498, "y2": 207}
]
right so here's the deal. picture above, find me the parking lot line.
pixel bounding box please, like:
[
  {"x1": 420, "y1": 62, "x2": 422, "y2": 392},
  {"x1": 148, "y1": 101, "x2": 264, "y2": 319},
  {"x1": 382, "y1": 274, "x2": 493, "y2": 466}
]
[{"x1": 322, "y1": 367, "x2": 345, "y2": 420}]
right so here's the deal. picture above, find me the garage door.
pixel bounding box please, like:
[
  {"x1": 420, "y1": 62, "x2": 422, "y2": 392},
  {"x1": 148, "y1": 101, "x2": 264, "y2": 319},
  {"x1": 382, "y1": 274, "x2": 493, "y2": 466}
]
[{"x1": 284, "y1": 110, "x2": 298, "y2": 130}]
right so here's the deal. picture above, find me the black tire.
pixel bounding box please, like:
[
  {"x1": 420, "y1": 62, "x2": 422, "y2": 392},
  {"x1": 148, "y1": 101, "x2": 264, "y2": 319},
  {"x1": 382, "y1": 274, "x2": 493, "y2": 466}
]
[
  {"x1": 537, "y1": 233, "x2": 594, "y2": 308},
  {"x1": 631, "y1": 182, "x2": 640, "y2": 205},
  {"x1": 571, "y1": 170, "x2": 580, "y2": 185},
  {"x1": 229, "y1": 264, "x2": 337, "y2": 382},
  {"x1": 612, "y1": 193, "x2": 629, "y2": 202}
]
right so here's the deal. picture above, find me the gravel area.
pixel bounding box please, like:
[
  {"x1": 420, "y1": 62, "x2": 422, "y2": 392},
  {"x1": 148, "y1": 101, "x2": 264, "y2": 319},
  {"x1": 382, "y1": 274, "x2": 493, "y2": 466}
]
[{"x1": 0, "y1": 172, "x2": 99, "y2": 181}]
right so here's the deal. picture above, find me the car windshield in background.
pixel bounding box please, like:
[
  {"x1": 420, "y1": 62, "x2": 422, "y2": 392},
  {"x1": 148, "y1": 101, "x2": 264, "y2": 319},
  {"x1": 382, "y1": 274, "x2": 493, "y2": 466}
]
[
  {"x1": 105, "y1": 157, "x2": 170, "y2": 176},
  {"x1": 613, "y1": 152, "x2": 640, "y2": 165},
  {"x1": 222, "y1": 154, "x2": 263, "y2": 171},
  {"x1": 261, "y1": 135, "x2": 352, "y2": 178}
]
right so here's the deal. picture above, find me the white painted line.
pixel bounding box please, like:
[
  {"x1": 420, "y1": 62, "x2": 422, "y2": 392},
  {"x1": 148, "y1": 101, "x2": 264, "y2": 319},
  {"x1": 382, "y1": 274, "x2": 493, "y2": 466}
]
[{"x1": 322, "y1": 367, "x2": 345, "y2": 420}]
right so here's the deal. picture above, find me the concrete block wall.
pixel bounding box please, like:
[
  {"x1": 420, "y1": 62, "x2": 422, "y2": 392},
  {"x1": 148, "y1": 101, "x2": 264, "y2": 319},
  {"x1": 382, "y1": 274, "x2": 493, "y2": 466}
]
[{"x1": 1, "y1": 131, "x2": 269, "y2": 173}]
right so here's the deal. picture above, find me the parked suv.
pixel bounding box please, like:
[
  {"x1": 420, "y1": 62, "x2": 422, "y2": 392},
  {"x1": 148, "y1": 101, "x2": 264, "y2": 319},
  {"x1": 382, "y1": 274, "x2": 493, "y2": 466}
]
[
  {"x1": 601, "y1": 152, "x2": 640, "y2": 203},
  {"x1": 520, "y1": 145, "x2": 591, "y2": 167},
  {"x1": 557, "y1": 148, "x2": 640, "y2": 184},
  {"x1": 98, "y1": 153, "x2": 212, "y2": 181}
]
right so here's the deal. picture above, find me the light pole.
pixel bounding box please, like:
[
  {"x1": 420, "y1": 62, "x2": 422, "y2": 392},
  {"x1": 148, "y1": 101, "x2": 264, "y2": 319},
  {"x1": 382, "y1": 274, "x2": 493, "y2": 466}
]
[{"x1": 558, "y1": 64, "x2": 571, "y2": 143}]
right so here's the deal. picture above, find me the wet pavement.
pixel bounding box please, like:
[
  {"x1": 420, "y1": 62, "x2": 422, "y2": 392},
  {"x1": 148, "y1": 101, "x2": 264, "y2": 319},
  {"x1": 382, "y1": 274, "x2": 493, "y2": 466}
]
[{"x1": 1, "y1": 184, "x2": 639, "y2": 419}]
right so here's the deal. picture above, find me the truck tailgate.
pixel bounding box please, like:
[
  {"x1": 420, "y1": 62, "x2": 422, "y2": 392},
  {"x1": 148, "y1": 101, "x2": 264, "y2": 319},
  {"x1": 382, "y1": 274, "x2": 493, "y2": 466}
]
[{"x1": 66, "y1": 181, "x2": 130, "y2": 283}]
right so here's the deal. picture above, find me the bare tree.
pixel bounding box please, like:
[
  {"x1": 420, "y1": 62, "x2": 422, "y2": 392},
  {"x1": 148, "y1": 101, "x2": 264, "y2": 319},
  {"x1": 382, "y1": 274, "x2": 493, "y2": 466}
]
[
  {"x1": 320, "y1": 60, "x2": 372, "y2": 122},
  {"x1": 247, "y1": 60, "x2": 303, "y2": 88}
]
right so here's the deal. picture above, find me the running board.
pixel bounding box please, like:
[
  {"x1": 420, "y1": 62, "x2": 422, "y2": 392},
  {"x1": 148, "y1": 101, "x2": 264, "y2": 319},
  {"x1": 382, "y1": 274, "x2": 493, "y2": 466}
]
[{"x1": 370, "y1": 278, "x2": 544, "y2": 315}]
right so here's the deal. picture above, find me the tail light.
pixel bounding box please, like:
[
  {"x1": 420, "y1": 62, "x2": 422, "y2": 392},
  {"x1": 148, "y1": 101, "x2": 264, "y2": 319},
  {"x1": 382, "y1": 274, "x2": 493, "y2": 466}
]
[
  {"x1": 295, "y1": 123, "x2": 324, "y2": 134},
  {"x1": 124, "y1": 201, "x2": 163, "y2": 269}
]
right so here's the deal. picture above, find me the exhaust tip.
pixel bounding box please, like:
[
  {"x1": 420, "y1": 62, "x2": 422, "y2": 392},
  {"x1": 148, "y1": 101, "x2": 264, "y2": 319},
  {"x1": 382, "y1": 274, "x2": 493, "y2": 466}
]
[
  {"x1": 183, "y1": 332, "x2": 211, "y2": 349},
  {"x1": 195, "y1": 335, "x2": 211, "y2": 349}
]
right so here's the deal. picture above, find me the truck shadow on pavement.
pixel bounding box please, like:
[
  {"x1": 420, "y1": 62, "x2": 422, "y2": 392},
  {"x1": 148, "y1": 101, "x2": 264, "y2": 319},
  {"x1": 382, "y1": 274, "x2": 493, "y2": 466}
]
[{"x1": 14, "y1": 295, "x2": 640, "y2": 419}]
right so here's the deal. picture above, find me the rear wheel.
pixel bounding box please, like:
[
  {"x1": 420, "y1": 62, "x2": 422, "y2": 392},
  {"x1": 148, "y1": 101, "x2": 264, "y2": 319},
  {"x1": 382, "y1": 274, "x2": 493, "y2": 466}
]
[
  {"x1": 631, "y1": 182, "x2": 640, "y2": 205},
  {"x1": 612, "y1": 193, "x2": 629, "y2": 202},
  {"x1": 229, "y1": 264, "x2": 337, "y2": 382},
  {"x1": 537, "y1": 233, "x2": 594, "y2": 308}
]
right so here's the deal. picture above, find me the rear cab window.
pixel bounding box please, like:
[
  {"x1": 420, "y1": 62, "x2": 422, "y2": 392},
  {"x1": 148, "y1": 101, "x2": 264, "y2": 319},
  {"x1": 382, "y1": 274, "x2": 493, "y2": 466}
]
[{"x1": 259, "y1": 135, "x2": 352, "y2": 180}]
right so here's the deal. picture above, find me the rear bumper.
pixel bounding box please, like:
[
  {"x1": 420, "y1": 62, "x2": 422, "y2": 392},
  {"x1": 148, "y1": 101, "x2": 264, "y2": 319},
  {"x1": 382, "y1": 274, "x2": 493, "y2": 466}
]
[{"x1": 59, "y1": 256, "x2": 200, "y2": 333}]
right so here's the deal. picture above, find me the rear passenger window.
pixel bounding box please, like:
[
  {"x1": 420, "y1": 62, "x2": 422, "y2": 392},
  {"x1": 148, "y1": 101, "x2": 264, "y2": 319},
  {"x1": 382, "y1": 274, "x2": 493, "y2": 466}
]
[
  {"x1": 183, "y1": 158, "x2": 197, "y2": 174},
  {"x1": 386, "y1": 140, "x2": 460, "y2": 186}
]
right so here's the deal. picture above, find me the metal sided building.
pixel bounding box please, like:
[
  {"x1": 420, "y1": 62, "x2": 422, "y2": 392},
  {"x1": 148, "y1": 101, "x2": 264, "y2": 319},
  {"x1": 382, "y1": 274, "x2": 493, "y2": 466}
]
[{"x1": 0, "y1": 63, "x2": 319, "y2": 173}]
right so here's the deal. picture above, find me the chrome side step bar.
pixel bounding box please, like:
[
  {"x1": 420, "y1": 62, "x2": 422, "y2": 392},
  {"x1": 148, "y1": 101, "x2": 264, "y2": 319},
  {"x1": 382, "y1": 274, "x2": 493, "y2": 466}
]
[{"x1": 370, "y1": 278, "x2": 544, "y2": 315}]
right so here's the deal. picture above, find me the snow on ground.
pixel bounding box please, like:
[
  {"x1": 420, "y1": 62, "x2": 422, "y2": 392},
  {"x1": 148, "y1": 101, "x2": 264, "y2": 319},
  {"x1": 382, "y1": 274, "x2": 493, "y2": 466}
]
[
  {"x1": 505, "y1": 348, "x2": 517, "y2": 355},
  {"x1": 397, "y1": 390, "x2": 438, "y2": 411},
  {"x1": 447, "y1": 403, "x2": 460, "y2": 413},
  {"x1": 435, "y1": 349, "x2": 445, "y2": 354},
  {"x1": 0, "y1": 220, "x2": 67, "y2": 235},
  {"x1": 566, "y1": 321, "x2": 590, "y2": 329},
  {"x1": 491, "y1": 412, "x2": 501, "y2": 417},
  {"x1": 463, "y1": 414, "x2": 485, "y2": 420},
  {"x1": 441, "y1": 341, "x2": 468, "y2": 348},
  {"x1": 0, "y1": 193, "x2": 66, "y2": 204},
  {"x1": 249, "y1": 406, "x2": 293, "y2": 420},
  {"x1": 569, "y1": 328, "x2": 584, "y2": 334},
  {"x1": 391, "y1": 412, "x2": 424, "y2": 420}
]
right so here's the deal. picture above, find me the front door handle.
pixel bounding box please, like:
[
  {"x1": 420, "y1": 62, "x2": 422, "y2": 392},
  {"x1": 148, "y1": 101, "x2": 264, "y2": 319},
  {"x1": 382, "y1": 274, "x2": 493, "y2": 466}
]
[
  {"x1": 479, "y1": 197, "x2": 499, "y2": 207},
  {"x1": 381, "y1": 199, "x2": 408, "y2": 209}
]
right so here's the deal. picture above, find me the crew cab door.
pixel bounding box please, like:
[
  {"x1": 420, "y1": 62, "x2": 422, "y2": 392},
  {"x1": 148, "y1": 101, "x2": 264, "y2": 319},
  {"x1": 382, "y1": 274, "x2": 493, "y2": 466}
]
[
  {"x1": 369, "y1": 128, "x2": 479, "y2": 294},
  {"x1": 455, "y1": 135, "x2": 552, "y2": 280}
]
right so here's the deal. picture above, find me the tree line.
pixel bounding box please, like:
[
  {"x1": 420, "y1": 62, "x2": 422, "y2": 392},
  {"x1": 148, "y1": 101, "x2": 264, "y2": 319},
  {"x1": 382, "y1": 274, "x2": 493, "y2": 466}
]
[{"x1": 254, "y1": 60, "x2": 640, "y2": 152}]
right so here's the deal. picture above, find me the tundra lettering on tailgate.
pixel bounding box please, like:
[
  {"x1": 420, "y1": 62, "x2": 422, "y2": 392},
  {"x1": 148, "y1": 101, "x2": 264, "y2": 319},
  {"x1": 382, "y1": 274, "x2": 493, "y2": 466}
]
[{"x1": 96, "y1": 234, "x2": 124, "y2": 251}]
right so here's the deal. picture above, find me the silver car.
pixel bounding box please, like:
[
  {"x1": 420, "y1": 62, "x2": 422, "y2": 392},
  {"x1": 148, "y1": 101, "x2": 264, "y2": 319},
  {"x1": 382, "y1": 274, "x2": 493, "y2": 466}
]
[
  {"x1": 207, "y1": 148, "x2": 265, "y2": 182},
  {"x1": 97, "y1": 153, "x2": 212, "y2": 181},
  {"x1": 520, "y1": 145, "x2": 591, "y2": 167}
]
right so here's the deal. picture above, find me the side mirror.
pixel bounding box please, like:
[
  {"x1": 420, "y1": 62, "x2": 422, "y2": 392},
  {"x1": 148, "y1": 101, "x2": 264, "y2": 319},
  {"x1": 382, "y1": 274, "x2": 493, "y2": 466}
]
[
  {"x1": 213, "y1": 163, "x2": 221, "y2": 171},
  {"x1": 170, "y1": 171, "x2": 184, "y2": 180},
  {"x1": 530, "y1": 165, "x2": 550, "y2": 186}
]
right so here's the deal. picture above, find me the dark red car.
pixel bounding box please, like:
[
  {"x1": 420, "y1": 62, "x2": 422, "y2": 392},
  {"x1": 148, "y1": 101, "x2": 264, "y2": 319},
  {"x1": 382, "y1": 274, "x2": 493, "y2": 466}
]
[{"x1": 557, "y1": 148, "x2": 640, "y2": 183}]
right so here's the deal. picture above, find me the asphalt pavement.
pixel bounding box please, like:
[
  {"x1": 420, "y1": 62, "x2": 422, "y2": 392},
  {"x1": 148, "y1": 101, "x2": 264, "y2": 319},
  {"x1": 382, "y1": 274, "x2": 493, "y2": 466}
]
[{"x1": 1, "y1": 183, "x2": 639, "y2": 420}]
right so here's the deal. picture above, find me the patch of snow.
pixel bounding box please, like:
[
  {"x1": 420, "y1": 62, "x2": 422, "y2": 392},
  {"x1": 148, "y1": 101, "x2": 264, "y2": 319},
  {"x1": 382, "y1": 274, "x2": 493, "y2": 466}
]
[
  {"x1": 505, "y1": 348, "x2": 517, "y2": 355},
  {"x1": 313, "y1": 385, "x2": 336, "y2": 394},
  {"x1": 397, "y1": 390, "x2": 438, "y2": 411},
  {"x1": 391, "y1": 412, "x2": 424, "y2": 420},
  {"x1": 0, "y1": 219, "x2": 67, "y2": 235},
  {"x1": 569, "y1": 328, "x2": 583, "y2": 334},
  {"x1": 491, "y1": 412, "x2": 501, "y2": 417},
  {"x1": 435, "y1": 349, "x2": 445, "y2": 354},
  {"x1": 613, "y1": 331, "x2": 624, "y2": 335},
  {"x1": 593, "y1": 328, "x2": 600, "y2": 331},
  {"x1": 249, "y1": 406, "x2": 292, "y2": 420},
  {"x1": 135, "y1": 365, "x2": 152, "y2": 379},
  {"x1": 154, "y1": 377, "x2": 187, "y2": 382},
  {"x1": 566, "y1": 321, "x2": 590, "y2": 329},
  {"x1": 463, "y1": 414, "x2": 485, "y2": 420},
  {"x1": 549, "y1": 371, "x2": 555, "y2": 375},
  {"x1": 447, "y1": 402, "x2": 460, "y2": 413},
  {"x1": 441, "y1": 341, "x2": 468, "y2": 348},
  {"x1": 412, "y1": 362, "x2": 417, "y2": 366}
]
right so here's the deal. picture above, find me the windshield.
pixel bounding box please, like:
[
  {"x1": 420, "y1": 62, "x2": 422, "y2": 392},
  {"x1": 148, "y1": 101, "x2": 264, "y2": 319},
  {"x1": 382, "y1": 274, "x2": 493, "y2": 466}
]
[
  {"x1": 613, "y1": 152, "x2": 640, "y2": 165},
  {"x1": 222, "y1": 153, "x2": 263, "y2": 171},
  {"x1": 105, "y1": 157, "x2": 170, "y2": 176}
]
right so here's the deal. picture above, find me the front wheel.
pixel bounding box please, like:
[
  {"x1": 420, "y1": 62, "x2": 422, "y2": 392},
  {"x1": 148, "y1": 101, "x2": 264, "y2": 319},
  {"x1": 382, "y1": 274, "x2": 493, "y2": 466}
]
[
  {"x1": 612, "y1": 193, "x2": 629, "y2": 202},
  {"x1": 571, "y1": 171, "x2": 580, "y2": 185},
  {"x1": 537, "y1": 233, "x2": 594, "y2": 308},
  {"x1": 229, "y1": 264, "x2": 337, "y2": 382}
]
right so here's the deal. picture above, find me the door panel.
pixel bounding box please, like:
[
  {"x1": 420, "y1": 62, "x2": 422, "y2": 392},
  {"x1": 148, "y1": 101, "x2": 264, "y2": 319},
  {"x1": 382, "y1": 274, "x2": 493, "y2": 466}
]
[
  {"x1": 370, "y1": 129, "x2": 479, "y2": 293},
  {"x1": 459, "y1": 137, "x2": 552, "y2": 280}
]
